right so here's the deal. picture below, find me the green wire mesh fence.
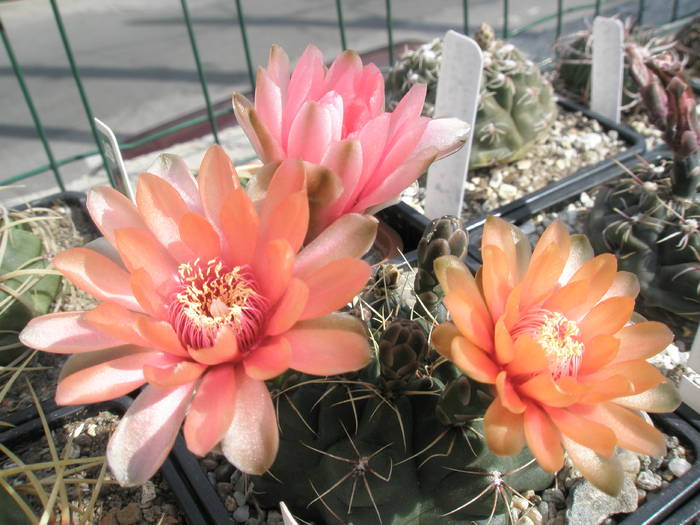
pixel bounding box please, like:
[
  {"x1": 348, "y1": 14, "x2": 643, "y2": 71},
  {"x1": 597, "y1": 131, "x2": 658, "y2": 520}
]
[{"x1": 2, "y1": 0, "x2": 699, "y2": 193}]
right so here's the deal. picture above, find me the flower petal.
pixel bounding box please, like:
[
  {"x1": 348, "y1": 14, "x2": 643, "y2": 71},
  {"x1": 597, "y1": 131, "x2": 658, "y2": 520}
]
[
  {"x1": 114, "y1": 227, "x2": 178, "y2": 291},
  {"x1": 53, "y1": 248, "x2": 141, "y2": 311},
  {"x1": 287, "y1": 101, "x2": 333, "y2": 164},
  {"x1": 300, "y1": 258, "x2": 370, "y2": 320},
  {"x1": 265, "y1": 278, "x2": 309, "y2": 336},
  {"x1": 578, "y1": 296, "x2": 635, "y2": 344},
  {"x1": 613, "y1": 381, "x2": 681, "y2": 413},
  {"x1": 506, "y1": 335, "x2": 549, "y2": 376},
  {"x1": 107, "y1": 383, "x2": 194, "y2": 486},
  {"x1": 430, "y1": 322, "x2": 460, "y2": 360},
  {"x1": 130, "y1": 269, "x2": 169, "y2": 320},
  {"x1": 57, "y1": 349, "x2": 165, "y2": 405},
  {"x1": 179, "y1": 211, "x2": 221, "y2": 262},
  {"x1": 496, "y1": 371, "x2": 526, "y2": 413},
  {"x1": 584, "y1": 403, "x2": 666, "y2": 457},
  {"x1": 561, "y1": 435, "x2": 624, "y2": 497},
  {"x1": 147, "y1": 153, "x2": 203, "y2": 214},
  {"x1": 255, "y1": 240, "x2": 295, "y2": 305},
  {"x1": 183, "y1": 364, "x2": 237, "y2": 456},
  {"x1": 261, "y1": 191, "x2": 309, "y2": 254},
  {"x1": 188, "y1": 327, "x2": 239, "y2": 365},
  {"x1": 219, "y1": 188, "x2": 260, "y2": 268},
  {"x1": 518, "y1": 372, "x2": 578, "y2": 407},
  {"x1": 484, "y1": 397, "x2": 525, "y2": 456},
  {"x1": 198, "y1": 144, "x2": 239, "y2": 230},
  {"x1": 545, "y1": 406, "x2": 617, "y2": 457},
  {"x1": 523, "y1": 403, "x2": 564, "y2": 473},
  {"x1": 286, "y1": 315, "x2": 370, "y2": 375},
  {"x1": 613, "y1": 322, "x2": 674, "y2": 363},
  {"x1": 20, "y1": 312, "x2": 123, "y2": 353},
  {"x1": 83, "y1": 303, "x2": 150, "y2": 348},
  {"x1": 578, "y1": 334, "x2": 620, "y2": 375},
  {"x1": 143, "y1": 360, "x2": 207, "y2": 387},
  {"x1": 450, "y1": 336, "x2": 499, "y2": 384},
  {"x1": 135, "y1": 172, "x2": 192, "y2": 261},
  {"x1": 294, "y1": 214, "x2": 378, "y2": 279},
  {"x1": 221, "y1": 369, "x2": 279, "y2": 475},
  {"x1": 243, "y1": 336, "x2": 292, "y2": 380},
  {"x1": 87, "y1": 187, "x2": 146, "y2": 246}
]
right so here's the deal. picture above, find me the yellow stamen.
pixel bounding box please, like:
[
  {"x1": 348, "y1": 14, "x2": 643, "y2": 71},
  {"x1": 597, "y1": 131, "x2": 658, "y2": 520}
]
[{"x1": 537, "y1": 312, "x2": 584, "y2": 378}]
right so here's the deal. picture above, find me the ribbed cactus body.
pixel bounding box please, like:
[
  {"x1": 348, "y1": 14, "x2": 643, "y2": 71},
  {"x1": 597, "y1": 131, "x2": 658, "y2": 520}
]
[
  {"x1": 588, "y1": 46, "x2": 700, "y2": 320},
  {"x1": 386, "y1": 24, "x2": 556, "y2": 169},
  {"x1": 0, "y1": 219, "x2": 61, "y2": 364},
  {"x1": 253, "y1": 321, "x2": 552, "y2": 524}
]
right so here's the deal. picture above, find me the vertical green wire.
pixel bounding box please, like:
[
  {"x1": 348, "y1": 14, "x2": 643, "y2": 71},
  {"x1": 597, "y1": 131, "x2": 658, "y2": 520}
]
[
  {"x1": 235, "y1": 0, "x2": 256, "y2": 93},
  {"x1": 335, "y1": 0, "x2": 348, "y2": 50},
  {"x1": 671, "y1": 0, "x2": 680, "y2": 21},
  {"x1": 556, "y1": 0, "x2": 564, "y2": 39},
  {"x1": 180, "y1": 0, "x2": 219, "y2": 144},
  {"x1": 48, "y1": 0, "x2": 113, "y2": 187},
  {"x1": 0, "y1": 16, "x2": 64, "y2": 191},
  {"x1": 502, "y1": 0, "x2": 509, "y2": 38},
  {"x1": 637, "y1": 0, "x2": 645, "y2": 25},
  {"x1": 385, "y1": 0, "x2": 394, "y2": 66},
  {"x1": 462, "y1": 0, "x2": 469, "y2": 35},
  {"x1": 594, "y1": 0, "x2": 602, "y2": 16}
]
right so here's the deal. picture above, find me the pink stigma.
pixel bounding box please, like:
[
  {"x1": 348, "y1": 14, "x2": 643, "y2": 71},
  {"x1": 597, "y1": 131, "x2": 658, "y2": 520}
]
[{"x1": 168, "y1": 258, "x2": 268, "y2": 352}]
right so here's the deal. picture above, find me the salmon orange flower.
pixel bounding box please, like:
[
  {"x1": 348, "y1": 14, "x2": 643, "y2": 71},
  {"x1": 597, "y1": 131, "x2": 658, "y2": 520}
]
[
  {"x1": 431, "y1": 217, "x2": 681, "y2": 496},
  {"x1": 20, "y1": 145, "x2": 376, "y2": 486},
  {"x1": 233, "y1": 44, "x2": 469, "y2": 237}
]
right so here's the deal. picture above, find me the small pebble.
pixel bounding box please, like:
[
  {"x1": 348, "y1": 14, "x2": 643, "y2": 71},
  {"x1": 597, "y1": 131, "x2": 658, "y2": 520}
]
[
  {"x1": 233, "y1": 504, "x2": 250, "y2": 522},
  {"x1": 201, "y1": 458, "x2": 218, "y2": 471},
  {"x1": 224, "y1": 495, "x2": 238, "y2": 512},
  {"x1": 637, "y1": 488, "x2": 647, "y2": 505},
  {"x1": 636, "y1": 470, "x2": 663, "y2": 491},
  {"x1": 669, "y1": 457, "x2": 691, "y2": 477},
  {"x1": 141, "y1": 483, "x2": 157, "y2": 505},
  {"x1": 217, "y1": 482, "x2": 234, "y2": 498},
  {"x1": 234, "y1": 490, "x2": 248, "y2": 507},
  {"x1": 542, "y1": 488, "x2": 565, "y2": 508}
]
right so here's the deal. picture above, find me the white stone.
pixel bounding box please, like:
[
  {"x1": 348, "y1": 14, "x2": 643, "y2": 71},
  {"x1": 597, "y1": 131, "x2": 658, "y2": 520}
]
[{"x1": 669, "y1": 457, "x2": 691, "y2": 477}]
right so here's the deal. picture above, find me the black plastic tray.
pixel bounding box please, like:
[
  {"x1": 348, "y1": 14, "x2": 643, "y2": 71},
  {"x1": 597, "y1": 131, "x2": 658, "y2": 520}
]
[
  {"x1": 460, "y1": 97, "x2": 645, "y2": 235},
  {"x1": 0, "y1": 396, "x2": 208, "y2": 525}
]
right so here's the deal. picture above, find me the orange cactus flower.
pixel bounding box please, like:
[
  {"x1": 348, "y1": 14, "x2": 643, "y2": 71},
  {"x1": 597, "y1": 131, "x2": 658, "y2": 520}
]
[
  {"x1": 431, "y1": 216, "x2": 681, "y2": 496},
  {"x1": 20, "y1": 145, "x2": 376, "y2": 486}
]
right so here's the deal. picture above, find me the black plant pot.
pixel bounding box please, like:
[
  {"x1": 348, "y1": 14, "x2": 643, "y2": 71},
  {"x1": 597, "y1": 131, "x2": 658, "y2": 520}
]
[{"x1": 0, "y1": 396, "x2": 208, "y2": 525}]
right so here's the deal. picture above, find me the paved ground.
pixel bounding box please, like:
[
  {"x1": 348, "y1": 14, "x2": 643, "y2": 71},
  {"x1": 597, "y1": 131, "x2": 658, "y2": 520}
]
[{"x1": 0, "y1": 0, "x2": 695, "y2": 205}]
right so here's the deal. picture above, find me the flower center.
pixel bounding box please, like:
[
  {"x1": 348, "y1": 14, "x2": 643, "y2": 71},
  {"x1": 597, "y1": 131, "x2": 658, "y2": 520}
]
[
  {"x1": 512, "y1": 309, "x2": 584, "y2": 379},
  {"x1": 168, "y1": 258, "x2": 267, "y2": 351}
]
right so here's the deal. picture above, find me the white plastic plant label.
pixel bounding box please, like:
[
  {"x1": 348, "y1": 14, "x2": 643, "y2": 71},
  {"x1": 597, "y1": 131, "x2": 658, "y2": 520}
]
[
  {"x1": 424, "y1": 30, "x2": 483, "y2": 219},
  {"x1": 94, "y1": 117, "x2": 134, "y2": 202},
  {"x1": 679, "y1": 323, "x2": 700, "y2": 413},
  {"x1": 591, "y1": 16, "x2": 624, "y2": 124}
]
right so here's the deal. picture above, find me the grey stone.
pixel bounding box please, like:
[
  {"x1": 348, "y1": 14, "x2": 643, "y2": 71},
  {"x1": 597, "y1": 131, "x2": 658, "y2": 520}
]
[
  {"x1": 201, "y1": 458, "x2": 218, "y2": 471},
  {"x1": 233, "y1": 505, "x2": 250, "y2": 522},
  {"x1": 216, "y1": 482, "x2": 234, "y2": 499},
  {"x1": 636, "y1": 470, "x2": 663, "y2": 491},
  {"x1": 542, "y1": 488, "x2": 565, "y2": 508},
  {"x1": 566, "y1": 477, "x2": 638, "y2": 525},
  {"x1": 224, "y1": 495, "x2": 237, "y2": 513}
]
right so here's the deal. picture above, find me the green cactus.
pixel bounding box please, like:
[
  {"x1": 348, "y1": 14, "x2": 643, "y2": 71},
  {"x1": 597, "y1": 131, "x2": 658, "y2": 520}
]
[
  {"x1": 552, "y1": 18, "x2": 671, "y2": 112},
  {"x1": 588, "y1": 46, "x2": 700, "y2": 320},
  {"x1": 414, "y1": 216, "x2": 469, "y2": 322},
  {"x1": 0, "y1": 208, "x2": 62, "y2": 364},
  {"x1": 386, "y1": 23, "x2": 557, "y2": 169},
  {"x1": 253, "y1": 321, "x2": 552, "y2": 524}
]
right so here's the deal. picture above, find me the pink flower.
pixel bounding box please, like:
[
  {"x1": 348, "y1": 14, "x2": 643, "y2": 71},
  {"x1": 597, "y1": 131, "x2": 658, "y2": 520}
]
[
  {"x1": 20, "y1": 145, "x2": 376, "y2": 485},
  {"x1": 233, "y1": 44, "x2": 469, "y2": 236}
]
